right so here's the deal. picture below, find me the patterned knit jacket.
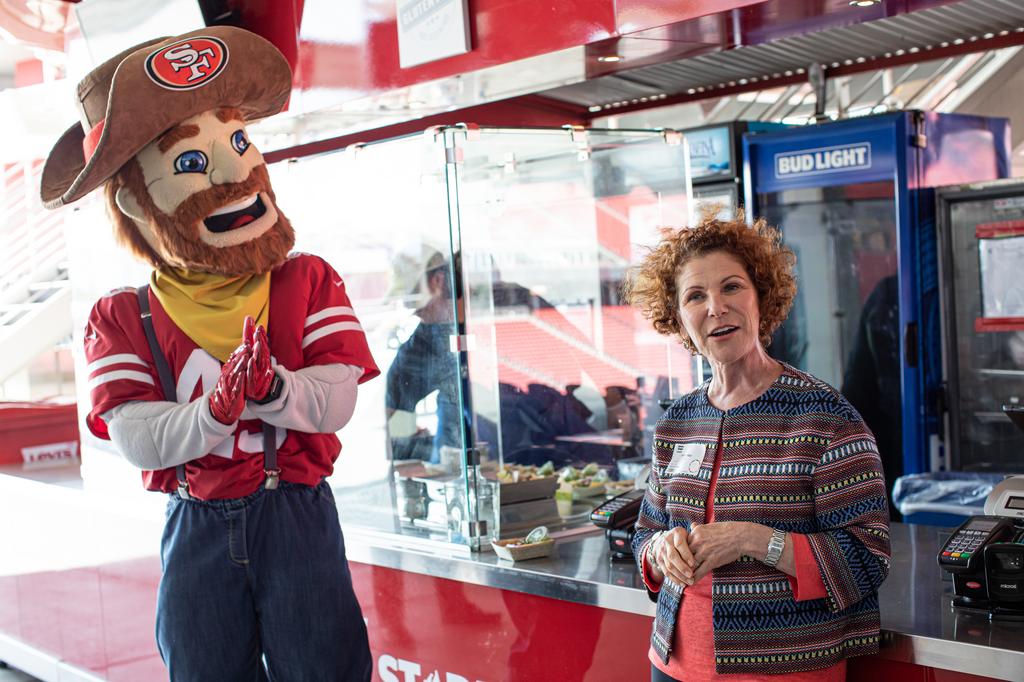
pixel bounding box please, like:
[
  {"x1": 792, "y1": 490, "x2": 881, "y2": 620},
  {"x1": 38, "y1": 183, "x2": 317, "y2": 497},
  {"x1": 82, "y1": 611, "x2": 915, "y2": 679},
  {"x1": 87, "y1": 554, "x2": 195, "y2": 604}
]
[{"x1": 631, "y1": 364, "x2": 891, "y2": 675}]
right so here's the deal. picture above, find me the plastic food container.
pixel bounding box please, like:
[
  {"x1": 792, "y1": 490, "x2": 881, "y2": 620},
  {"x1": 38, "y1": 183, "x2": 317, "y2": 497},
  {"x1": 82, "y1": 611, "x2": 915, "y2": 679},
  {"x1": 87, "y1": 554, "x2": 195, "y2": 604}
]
[
  {"x1": 499, "y1": 476, "x2": 558, "y2": 504},
  {"x1": 491, "y1": 537, "x2": 555, "y2": 561}
]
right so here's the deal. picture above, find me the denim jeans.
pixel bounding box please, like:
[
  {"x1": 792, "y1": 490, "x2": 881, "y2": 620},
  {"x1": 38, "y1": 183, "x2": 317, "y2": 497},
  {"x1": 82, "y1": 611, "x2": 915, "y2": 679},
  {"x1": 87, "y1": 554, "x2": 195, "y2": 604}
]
[
  {"x1": 652, "y1": 665, "x2": 681, "y2": 682},
  {"x1": 156, "y1": 480, "x2": 372, "y2": 681}
]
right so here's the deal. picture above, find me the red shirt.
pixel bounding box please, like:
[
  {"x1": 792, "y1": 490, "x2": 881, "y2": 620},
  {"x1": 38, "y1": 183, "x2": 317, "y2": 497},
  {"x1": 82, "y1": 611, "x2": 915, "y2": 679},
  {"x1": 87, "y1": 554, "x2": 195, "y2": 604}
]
[
  {"x1": 643, "y1": 440, "x2": 843, "y2": 681},
  {"x1": 83, "y1": 253, "x2": 379, "y2": 500}
]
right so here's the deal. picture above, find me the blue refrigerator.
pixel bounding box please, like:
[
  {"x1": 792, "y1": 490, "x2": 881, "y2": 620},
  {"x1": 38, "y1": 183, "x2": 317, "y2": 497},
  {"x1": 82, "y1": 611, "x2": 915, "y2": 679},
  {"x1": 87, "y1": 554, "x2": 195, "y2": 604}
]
[{"x1": 743, "y1": 111, "x2": 1010, "y2": 488}]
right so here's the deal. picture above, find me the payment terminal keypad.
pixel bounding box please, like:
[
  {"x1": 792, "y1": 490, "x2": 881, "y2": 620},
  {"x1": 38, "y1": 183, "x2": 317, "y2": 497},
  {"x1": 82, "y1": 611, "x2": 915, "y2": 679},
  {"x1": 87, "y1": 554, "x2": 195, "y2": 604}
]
[
  {"x1": 938, "y1": 516, "x2": 1013, "y2": 571},
  {"x1": 591, "y1": 489, "x2": 645, "y2": 529}
]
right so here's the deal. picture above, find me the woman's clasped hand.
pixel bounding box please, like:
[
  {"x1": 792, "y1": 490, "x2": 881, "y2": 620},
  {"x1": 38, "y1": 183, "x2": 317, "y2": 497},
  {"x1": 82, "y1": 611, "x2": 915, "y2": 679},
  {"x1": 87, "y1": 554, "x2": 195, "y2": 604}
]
[{"x1": 653, "y1": 522, "x2": 760, "y2": 585}]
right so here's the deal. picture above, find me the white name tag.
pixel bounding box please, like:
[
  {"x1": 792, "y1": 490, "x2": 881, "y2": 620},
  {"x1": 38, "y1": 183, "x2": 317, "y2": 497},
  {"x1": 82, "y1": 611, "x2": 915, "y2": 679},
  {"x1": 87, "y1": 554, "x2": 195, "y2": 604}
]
[{"x1": 665, "y1": 442, "x2": 707, "y2": 477}]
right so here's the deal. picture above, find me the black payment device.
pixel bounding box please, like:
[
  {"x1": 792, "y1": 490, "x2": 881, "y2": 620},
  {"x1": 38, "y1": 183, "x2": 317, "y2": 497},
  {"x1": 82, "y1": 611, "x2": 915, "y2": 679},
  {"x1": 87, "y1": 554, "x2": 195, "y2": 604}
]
[
  {"x1": 938, "y1": 515, "x2": 1018, "y2": 611},
  {"x1": 591, "y1": 488, "x2": 644, "y2": 529},
  {"x1": 985, "y1": 541, "x2": 1024, "y2": 620},
  {"x1": 936, "y1": 408, "x2": 1024, "y2": 617},
  {"x1": 937, "y1": 515, "x2": 1014, "y2": 609},
  {"x1": 591, "y1": 488, "x2": 645, "y2": 560},
  {"x1": 938, "y1": 516, "x2": 1014, "y2": 572}
]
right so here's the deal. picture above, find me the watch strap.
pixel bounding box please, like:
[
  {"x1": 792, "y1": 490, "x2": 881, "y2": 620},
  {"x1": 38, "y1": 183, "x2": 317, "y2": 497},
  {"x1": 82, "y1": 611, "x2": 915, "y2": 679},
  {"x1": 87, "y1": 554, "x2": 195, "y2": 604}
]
[
  {"x1": 763, "y1": 528, "x2": 786, "y2": 568},
  {"x1": 253, "y1": 372, "x2": 283, "y2": 405}
]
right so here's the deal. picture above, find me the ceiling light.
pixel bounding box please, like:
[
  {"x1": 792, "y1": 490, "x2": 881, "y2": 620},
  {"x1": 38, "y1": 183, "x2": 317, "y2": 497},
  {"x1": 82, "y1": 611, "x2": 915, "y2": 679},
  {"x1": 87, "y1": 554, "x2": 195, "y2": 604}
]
[
  {"x1": 849, "y1": 0, "x2": 880, "y2": 6},
  {"x1": 597, "y1": 55, "x2": 622, "y2": 63}
]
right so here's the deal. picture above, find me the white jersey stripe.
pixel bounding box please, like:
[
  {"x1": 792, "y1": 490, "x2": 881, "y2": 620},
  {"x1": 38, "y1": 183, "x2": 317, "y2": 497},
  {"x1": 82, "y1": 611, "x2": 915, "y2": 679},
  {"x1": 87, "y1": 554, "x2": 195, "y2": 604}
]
[
  {"x1": 87, "y1": 353, "x2": 148, "y2": 375},
  {"x1": 88, "y1": 369, "x2": 155, "y2": 390},
  {"x1": 301, "y1": 321, "x2": 364, "y2": 349},
  {"x1": 304, "y1": 306, "x2": 356, "y2": 328}
]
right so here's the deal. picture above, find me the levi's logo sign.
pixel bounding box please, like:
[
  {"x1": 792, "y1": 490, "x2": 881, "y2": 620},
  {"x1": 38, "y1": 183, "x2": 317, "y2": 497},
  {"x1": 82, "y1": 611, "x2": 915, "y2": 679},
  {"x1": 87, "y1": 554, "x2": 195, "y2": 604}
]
[
  {"x1": 775, "y1": 143, "x2": 871, "y2": 178},
  {"x1": 146, "y1": 36, "x2": 228, "y2": 90}
]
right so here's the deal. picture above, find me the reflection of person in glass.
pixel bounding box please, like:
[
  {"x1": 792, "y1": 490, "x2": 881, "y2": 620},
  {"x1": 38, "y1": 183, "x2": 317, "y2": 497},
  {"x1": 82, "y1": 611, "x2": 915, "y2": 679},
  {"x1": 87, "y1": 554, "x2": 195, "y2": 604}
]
[
  {"x1": 385, "y1": 249, "x2": 462, "y2": 463},
  {"x1": 841, "y1": 274, "x2": 902, "y2": 515},
  {"x1": 385, "y1": 249, "x2": 616, "y2": 467},
  {"x1": 624, "y1": 211, "x2": 890, "y2": 681}
]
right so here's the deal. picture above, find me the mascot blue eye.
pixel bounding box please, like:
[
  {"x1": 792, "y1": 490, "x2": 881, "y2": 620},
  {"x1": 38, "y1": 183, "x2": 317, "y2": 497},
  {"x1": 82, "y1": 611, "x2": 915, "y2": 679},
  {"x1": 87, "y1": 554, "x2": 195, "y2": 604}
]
[
  {"x1": 173, "y1": 150, "x2": 208, "y2": 174},
  {"x1": 231, "y1": 130, "x2": 250, "y2": 155}
]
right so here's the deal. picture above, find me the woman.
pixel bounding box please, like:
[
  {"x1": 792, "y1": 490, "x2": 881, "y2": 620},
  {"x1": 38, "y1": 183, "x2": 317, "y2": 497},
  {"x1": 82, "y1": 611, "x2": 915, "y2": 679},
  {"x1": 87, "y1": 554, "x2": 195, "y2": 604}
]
[{"x1": 625, "y1": 211, "x2": 891, "y2": 680}]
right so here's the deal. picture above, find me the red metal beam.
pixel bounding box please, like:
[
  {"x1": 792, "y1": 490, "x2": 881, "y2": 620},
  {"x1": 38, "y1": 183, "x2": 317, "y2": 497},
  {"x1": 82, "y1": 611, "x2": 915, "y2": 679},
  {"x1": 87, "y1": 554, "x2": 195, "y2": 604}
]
[{"x1": 264, "y1": 95, "x2": 588, "y2": 164}]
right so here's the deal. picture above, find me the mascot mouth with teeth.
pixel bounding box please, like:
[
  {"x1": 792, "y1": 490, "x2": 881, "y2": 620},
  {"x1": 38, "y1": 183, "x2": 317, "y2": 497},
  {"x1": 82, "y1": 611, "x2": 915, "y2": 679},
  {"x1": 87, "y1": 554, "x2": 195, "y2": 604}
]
[{"x1": 42, "y1": 27, "x2": 376, "y2": 681}]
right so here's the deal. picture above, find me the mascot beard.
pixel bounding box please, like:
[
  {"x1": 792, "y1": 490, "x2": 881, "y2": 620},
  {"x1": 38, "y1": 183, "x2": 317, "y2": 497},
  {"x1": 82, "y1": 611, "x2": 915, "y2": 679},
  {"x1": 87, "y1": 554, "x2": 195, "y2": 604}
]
[{"x1": 105, "y1": 160, "x2": 295, "y2": 276}]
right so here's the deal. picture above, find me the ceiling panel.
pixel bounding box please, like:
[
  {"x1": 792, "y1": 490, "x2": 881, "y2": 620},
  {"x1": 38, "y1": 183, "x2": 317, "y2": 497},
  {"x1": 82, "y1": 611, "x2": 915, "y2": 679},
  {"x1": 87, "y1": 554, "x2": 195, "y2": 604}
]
[{"x1": 543, "y1": 0, "x2": 1024, "y2": 109}]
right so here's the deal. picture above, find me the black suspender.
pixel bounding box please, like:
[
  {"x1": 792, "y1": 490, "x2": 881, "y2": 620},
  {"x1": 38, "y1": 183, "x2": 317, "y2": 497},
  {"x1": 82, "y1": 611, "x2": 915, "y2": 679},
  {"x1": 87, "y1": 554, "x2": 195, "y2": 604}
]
[{"x1": 135, "y1": 285, "x2": 278, "y2": 498}]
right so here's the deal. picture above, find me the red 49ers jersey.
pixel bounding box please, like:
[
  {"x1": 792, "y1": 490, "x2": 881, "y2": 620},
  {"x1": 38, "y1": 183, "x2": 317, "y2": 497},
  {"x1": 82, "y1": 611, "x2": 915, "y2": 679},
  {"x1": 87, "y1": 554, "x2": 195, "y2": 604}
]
[{"x1": 83, "y1": 253, "x2": 379, "y2": 500}]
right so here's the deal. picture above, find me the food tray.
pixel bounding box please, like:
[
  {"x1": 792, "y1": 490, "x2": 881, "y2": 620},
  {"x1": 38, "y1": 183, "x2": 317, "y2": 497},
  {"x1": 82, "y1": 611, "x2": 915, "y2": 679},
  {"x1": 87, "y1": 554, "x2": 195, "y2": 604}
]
[
  {"x1": 558, "y1": 481, "x2": 607, "y2": 500},
  {"x1": 498, "y1": 476, "x2": 558, "y2": 505},
  {"x1": 491, "y1": 537, "x2": 555, "y2": 561}
]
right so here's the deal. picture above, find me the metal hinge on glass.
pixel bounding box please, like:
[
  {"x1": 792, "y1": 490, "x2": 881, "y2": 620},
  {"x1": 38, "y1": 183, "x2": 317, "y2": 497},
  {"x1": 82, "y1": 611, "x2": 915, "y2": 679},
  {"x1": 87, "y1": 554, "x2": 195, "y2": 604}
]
[
  {"x1": 346, "y1": 142, "x2": 369, "y2": 162},
  {"x1": 661, "y1": 128, "x2": 682, "y2": 146},
  {"x1": 453, "y1": 122, "x2": 480, "y2": 140},
  {"x1": 449, "y1": 334, "x2": 477, "y2": 352},
  {"x1": 563, "y1": 123, "x2": 591, "y2": 161},
  {"x1": 912, "y1": 112, "x2": 928, "y2": 148}
]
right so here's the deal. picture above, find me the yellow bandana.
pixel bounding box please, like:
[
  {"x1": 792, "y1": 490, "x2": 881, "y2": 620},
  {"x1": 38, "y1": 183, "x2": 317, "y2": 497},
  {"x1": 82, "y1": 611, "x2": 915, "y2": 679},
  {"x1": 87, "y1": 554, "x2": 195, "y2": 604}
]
[{"x1": 150, "y1": 268, "x2": 270, "y2": 362}]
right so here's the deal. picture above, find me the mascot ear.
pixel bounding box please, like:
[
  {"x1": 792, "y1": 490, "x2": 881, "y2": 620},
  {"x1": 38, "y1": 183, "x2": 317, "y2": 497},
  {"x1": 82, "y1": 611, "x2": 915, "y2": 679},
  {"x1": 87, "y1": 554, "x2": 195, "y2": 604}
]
[{"x1": 115, "y1": 185, "x2": 147, "y2": 224}]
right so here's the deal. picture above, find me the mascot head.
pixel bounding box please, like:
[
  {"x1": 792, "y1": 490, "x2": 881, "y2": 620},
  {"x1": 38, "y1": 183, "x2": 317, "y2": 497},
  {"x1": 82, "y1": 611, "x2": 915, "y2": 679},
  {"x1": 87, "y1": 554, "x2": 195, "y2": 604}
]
[{"x1": 40, "y1": 27, "x2": 295, "y2": 275}]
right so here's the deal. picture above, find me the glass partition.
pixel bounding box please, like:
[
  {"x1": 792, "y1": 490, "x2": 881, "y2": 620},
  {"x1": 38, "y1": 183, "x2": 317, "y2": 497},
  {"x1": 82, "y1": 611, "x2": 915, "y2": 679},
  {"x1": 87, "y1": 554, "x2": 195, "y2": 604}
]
[
  {"x1": 268, "y1": 126, "x2": 695, "y2": 549},
  {"x1": 269, "y1": 134, "x2": 461, "y2": 542}
]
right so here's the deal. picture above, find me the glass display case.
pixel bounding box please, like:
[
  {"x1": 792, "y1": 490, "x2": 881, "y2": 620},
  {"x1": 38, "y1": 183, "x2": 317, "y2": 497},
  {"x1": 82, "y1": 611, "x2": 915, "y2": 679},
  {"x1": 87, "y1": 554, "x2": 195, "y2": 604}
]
[
  {"x1": 267, "y1": 125, "x2": 696, "y2": 550},
  {"x1": 937, "y1": 179, "x2": 1024, "y2": 473}
]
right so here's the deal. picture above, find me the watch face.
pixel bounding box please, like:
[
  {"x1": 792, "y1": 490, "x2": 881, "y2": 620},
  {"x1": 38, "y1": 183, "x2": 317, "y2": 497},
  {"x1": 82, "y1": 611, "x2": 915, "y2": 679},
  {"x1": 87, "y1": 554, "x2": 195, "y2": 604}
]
[{"x1": 269, "y1": 375, "x2": 283, "y2": 399}]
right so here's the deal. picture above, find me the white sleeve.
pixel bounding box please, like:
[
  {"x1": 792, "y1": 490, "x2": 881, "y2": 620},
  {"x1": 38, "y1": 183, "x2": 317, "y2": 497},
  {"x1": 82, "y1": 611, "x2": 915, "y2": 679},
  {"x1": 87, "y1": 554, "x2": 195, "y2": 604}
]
[
  {"x1": 103, "y1": 391, "x2": 237, "y2": 470},
  {"x1": 245, "y1": 363, "x2": 359, "y2": 434}
]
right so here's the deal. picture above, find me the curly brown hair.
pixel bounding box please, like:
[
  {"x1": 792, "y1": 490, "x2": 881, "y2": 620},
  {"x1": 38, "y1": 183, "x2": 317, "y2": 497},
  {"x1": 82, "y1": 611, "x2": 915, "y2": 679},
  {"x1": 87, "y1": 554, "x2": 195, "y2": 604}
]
[{"x1": 622, "y1": 208, "x2": 797, "y2": 353}]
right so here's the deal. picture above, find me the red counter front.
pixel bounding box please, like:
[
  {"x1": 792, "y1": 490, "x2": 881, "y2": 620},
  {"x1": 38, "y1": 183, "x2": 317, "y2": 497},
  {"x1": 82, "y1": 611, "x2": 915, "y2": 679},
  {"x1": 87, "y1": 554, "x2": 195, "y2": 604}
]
[{"x1": 0, "y1": 549, "x2": 1014, "y2": 681}]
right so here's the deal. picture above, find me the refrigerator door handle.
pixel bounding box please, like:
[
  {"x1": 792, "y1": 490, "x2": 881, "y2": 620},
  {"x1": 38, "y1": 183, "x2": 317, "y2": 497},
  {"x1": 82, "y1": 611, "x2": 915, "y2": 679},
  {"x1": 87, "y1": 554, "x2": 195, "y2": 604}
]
[{"x1": 904, "y1": 322, "x2": 918, "y2": 368}]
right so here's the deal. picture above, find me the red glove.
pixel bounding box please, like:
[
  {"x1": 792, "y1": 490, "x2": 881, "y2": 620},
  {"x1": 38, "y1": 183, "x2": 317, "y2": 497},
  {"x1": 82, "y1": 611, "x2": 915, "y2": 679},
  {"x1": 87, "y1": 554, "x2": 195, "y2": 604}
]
[
  {"x1": 209, "y1": 348, "x2": 248, "y2": 425},
  {"x1": 221, "y1": 316, "x2": 256, "y2": 375},
  {"x1": 245, "y1": 323, "x2": 274, "y2": 401}
]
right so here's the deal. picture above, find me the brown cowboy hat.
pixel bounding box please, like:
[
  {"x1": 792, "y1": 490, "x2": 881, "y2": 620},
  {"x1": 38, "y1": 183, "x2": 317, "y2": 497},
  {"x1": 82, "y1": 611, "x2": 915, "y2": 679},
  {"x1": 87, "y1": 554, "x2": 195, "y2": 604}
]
[{"x1": 40, "y1": 25, "x2": 291, "y2": 210}]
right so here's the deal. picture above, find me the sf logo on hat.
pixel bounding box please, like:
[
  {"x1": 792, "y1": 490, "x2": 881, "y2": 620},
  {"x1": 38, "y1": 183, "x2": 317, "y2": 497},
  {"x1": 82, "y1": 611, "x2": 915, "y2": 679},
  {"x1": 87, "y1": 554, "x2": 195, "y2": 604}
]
[{"x1": 146, "y1": 36, "x2": 229, "y2": 90}]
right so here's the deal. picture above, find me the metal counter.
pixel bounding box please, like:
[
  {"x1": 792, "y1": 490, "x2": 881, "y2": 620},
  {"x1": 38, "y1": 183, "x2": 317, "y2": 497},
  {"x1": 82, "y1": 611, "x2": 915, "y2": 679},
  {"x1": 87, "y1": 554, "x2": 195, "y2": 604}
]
[{"x1": 345, "y1": 522, "x2": 1024, "y2": 682}]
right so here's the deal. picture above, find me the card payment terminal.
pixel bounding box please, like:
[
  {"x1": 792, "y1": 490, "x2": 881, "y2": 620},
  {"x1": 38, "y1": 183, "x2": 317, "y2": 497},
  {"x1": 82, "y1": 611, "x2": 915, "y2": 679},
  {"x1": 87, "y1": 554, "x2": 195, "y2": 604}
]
[
  {"x1": 938, "y1": 473, "x2": 1024, "y2": 613},
  {"x1": 591, "y1": 488, "x2": 645, "y2": 560},
  {"x1": 938, "y1": 516, "x2": 1014, "y2": 572},
  {"x1": 591, "y1": 488, "x2": 644, "y2": 529}
]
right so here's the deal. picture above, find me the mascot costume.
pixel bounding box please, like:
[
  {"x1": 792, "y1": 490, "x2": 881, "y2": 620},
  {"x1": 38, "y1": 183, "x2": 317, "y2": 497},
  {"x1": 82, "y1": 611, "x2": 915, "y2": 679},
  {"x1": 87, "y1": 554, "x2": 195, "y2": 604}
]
[{"x1": 41, "y1": 27, "x2": 377, "y2": 681}]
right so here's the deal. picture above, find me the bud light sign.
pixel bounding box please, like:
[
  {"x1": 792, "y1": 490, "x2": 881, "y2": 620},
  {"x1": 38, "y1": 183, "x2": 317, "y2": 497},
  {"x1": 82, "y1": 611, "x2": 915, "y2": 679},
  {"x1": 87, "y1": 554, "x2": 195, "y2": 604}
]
[{"x1": 775, "y1": 143, "x2": 871, "y2": 178}]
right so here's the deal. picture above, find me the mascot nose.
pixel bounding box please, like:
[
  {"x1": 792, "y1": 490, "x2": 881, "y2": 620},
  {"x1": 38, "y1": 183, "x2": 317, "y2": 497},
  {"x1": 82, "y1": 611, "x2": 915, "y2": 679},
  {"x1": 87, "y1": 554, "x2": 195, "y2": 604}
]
[{"x1": 209, "y1": 140, "x2": 249, "y2": 185}]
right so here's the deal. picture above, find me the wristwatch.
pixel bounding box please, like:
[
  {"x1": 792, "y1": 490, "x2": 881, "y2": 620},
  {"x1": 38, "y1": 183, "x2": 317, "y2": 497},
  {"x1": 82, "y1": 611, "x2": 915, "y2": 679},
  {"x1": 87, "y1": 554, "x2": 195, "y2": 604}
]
[
  {"x1": 253, "y1": 372, "x2": 283, "y2": 405},
  {"x1": 763, "y1": 528, "x2": 786, "y2": 568}
]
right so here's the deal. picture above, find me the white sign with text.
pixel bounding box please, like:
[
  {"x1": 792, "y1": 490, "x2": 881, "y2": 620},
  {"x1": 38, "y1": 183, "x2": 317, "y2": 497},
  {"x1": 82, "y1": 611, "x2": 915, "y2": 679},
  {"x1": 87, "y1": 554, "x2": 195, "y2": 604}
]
[
  {"x1": 396, "y1": 0, "x2": 471, "y2": 68},
  {"x1": 22, "y1": 441, "x2": 79, "y2": 468}
]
